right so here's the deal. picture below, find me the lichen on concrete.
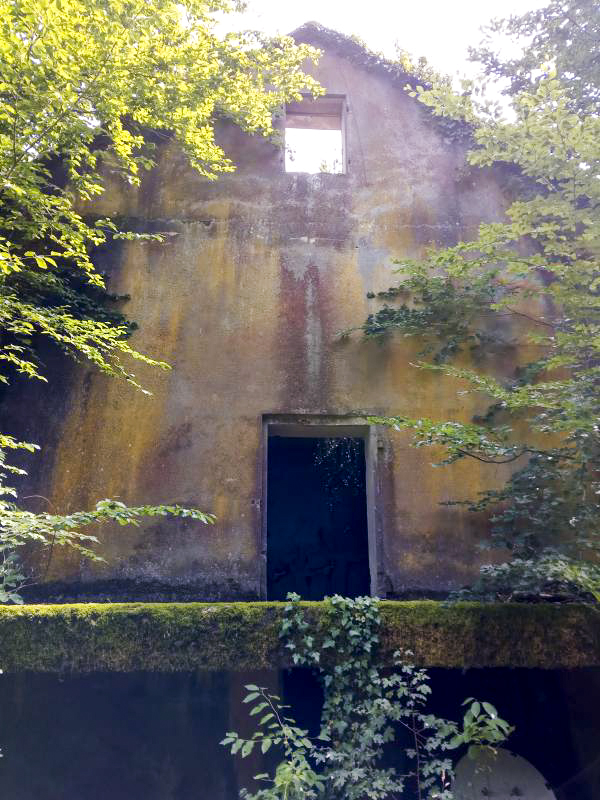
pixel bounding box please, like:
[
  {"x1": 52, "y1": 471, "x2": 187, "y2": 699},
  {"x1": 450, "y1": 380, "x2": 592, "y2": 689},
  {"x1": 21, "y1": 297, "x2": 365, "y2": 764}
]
[
  {"x1": 1, "y1": 25, "x2": 517, "y2": 601},
  {"x1": 0, "y1": 601, "x2": 597, "y2": 673}
]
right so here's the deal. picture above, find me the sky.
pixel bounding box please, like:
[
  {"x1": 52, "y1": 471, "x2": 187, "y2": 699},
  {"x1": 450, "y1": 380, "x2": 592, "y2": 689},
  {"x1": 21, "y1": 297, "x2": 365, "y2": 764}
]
[
  {"x1": 221, "y1": 0, "x2": 548, "y2": 173},
  {"x1": 225, "y1": 0, "x2": 548, "y2": 80}
]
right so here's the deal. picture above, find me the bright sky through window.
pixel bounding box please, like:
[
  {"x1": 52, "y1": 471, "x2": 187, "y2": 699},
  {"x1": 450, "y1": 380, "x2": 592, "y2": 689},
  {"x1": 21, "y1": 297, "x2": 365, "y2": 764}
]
[
  {"x1": 285, "y1": 129, "x2": 344, "y2": 173},
  {"x1": 284, "y1": 95, "x2": 345, "y2": 174}
]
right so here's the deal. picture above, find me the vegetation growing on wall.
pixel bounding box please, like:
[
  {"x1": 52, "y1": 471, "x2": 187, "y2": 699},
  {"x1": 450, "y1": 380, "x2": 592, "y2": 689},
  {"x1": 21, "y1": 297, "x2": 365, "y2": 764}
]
[
  {"x1": 362, "y1": 0, "x2": 600, "y2": 601},
  {"x1": 0, "y1": 0, "x2": 321, "y2": 599},
  {"x1": 0, "y1": 600, "x2": 596, "y2": 672},
  {"x1": 223, "y1": 595, "x2": 511, "y2": 799},
  {"x1": 0, "y1": 501, "x2": 215, "y2": 603}
]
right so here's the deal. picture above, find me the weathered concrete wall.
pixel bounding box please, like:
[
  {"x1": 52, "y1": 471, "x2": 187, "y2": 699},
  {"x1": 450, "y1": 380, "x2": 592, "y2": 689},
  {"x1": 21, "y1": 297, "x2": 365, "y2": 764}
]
[
  {"x1": 0, "y1": 667, "x2": 597, "y2": 800},
  {"x1": 4, "y1": 29, "x2": 530, "y2": 599}
]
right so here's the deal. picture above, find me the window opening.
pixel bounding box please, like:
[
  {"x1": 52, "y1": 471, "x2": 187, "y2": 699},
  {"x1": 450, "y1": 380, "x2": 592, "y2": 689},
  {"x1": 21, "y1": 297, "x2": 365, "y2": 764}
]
[
  {"x1": 266, "y1": 434, "x2": 370, "y2": 600},
  {"x1": 284, "y1": 95, "x2": 345, "y2": 174}
]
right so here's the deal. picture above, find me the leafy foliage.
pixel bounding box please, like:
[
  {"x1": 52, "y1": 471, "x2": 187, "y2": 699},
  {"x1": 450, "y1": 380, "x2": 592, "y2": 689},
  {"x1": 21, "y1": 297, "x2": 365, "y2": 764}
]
[
  {"x1": 362, "y1": 0, "x2": 600, "y2": 600},
  {"x1": 452, "y1": 554, "x2": 600, "y2": 603},
  {"x1": 0, "y1": 0, "x2": 320, "y2": 404},
  {"x1": 222, "y1": 595, "x2": 512, "y2": 799},
  {"x1": 0, "y1": 0, "x2": 320, "y2": 597},
  {"x1": 0, "y1": 498, "x2": 215, "y2": 603},
  {"x1": 472, "y1": 0, "x2": 600, "y2": 114}
]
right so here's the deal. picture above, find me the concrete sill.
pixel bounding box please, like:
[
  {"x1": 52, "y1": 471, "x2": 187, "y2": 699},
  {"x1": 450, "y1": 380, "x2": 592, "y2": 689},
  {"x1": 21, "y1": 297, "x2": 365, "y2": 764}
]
[{"x1": 0, "y1": 600, "x2": 597, "y2": 673}]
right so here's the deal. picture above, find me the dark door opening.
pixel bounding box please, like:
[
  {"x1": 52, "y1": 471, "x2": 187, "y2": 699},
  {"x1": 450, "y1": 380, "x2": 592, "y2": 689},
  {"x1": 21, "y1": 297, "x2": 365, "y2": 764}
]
[{"x1": 266, "y1": 435, "x2": 371, "y2": 600}]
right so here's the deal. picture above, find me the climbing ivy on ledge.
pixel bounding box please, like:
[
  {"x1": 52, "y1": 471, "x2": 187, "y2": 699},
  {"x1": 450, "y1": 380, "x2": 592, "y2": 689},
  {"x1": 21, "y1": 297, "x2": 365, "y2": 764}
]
[
  {"x1": 223, "y1": 595, "x2": 512, "y2": 800},
  {"x1": 0, "y1": 600, "x2": 597, "y2": 673}
]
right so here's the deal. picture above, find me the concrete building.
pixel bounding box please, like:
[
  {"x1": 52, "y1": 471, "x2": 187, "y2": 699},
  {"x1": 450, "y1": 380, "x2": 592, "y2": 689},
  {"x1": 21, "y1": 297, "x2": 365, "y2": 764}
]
[
  {"x1": 6, "y1": 24, "x2": 528, "y2": 602},
  {"x1": 0, "y1": 23, "x2": 599, "y2": 800}
]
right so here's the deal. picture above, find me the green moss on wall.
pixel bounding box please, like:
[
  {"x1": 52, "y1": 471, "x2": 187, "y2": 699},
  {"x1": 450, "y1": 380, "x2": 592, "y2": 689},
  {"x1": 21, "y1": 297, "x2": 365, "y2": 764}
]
[{"x1": 0, "y1": 601, "x2": 598, "y2": 673}]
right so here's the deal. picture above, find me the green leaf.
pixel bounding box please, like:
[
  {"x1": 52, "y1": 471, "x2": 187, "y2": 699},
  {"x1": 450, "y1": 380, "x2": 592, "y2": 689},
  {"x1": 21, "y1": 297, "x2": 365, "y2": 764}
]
[
  {"x1": 241, "y1": 741, "x2": 254, "y2": 758},
  {"x1": 482, "y1": 702, "x2": 497, "y2": 718}
]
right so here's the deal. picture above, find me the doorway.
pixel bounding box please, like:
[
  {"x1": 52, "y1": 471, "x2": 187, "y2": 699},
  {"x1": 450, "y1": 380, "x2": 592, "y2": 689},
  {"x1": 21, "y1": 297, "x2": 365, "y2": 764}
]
[{"x1": 266, "y1": 431, "x2": 371, "y2": 600}]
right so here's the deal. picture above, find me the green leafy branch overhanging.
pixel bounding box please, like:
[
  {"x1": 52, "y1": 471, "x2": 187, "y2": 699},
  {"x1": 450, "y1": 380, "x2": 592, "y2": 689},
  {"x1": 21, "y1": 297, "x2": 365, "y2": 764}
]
[
  {"x1": 0, "y1": 0, "x2": 322, "y2": 598},
  {"x1": 0, "y1": 498, "x2": 215, "y2": 603},
  {"x1": 360, "y1": 0, "x2": 600, "y2": 600}
]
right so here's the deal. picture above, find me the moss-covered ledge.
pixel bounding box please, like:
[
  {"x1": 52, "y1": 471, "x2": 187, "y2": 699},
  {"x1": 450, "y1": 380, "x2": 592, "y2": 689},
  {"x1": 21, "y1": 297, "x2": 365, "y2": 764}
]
[{"x1": 0, "y1": 601, "x2": 598, "y2": 673}]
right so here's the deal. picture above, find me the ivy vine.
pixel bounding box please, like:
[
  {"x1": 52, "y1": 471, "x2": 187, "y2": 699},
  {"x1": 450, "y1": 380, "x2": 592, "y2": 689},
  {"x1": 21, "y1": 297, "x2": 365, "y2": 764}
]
[{"x1": 222, "y1": 595, "x2": 512, "y2": 799}]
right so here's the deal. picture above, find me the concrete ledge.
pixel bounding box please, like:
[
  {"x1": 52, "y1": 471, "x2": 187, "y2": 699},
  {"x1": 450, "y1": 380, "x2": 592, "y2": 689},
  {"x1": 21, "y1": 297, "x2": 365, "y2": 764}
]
[{"x1": 0, "y1": 601, "x2": 598, "y2": 672}]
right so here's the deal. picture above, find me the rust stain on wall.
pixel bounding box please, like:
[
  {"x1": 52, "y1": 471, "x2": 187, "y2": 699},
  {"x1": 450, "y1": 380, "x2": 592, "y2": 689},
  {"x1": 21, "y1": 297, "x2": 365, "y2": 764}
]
[{"x1": 278, "y1": 261, "x2": 332, "y2": 410}]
